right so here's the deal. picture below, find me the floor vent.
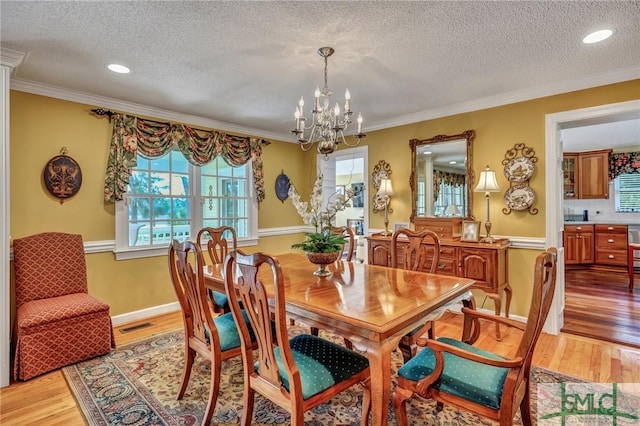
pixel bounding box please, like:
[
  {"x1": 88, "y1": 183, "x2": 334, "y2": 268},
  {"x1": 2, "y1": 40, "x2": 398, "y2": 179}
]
[{"x1": 120, "y1": 322, "x2": 153, "y2": 333}]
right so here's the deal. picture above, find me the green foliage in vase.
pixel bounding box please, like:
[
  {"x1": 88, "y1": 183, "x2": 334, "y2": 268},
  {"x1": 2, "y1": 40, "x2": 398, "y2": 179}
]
[{"x1": 290, "y1": 230, "x2": 346, "y2": 253}]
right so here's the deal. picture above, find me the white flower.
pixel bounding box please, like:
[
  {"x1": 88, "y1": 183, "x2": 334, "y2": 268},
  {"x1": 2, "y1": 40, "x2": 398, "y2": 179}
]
[{"x1": 288, "y1": 174, "x2": 360, "y2": 233}]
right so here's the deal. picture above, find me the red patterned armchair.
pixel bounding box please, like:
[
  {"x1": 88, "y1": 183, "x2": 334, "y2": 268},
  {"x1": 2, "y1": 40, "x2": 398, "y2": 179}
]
[{"x1": 12, "y1": 232, "x2": 115, "y2": 380}]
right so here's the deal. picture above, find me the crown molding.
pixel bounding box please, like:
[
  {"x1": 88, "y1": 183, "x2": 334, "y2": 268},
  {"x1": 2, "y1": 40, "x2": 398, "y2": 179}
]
[
  {"x1": 10, "y1": 66, "x2": 640, "y2": 140},
  {"x1": 366, "y1": 66, "x2": 640, "y2": 132},
  {"x1": 9, "y1": 79, "x2": 288, "y2": 142},
  {"x1": 0, "y1": 48, "x2": 26, "y2": 69}
]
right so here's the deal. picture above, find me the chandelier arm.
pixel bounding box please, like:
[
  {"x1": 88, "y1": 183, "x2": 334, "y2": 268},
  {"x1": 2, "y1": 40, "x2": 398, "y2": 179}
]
[{"x1": 291, "y1": 46, "x2": 364, "y2": 157}]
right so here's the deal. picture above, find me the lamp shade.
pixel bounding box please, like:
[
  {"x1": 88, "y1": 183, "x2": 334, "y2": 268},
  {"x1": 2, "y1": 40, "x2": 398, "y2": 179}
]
[
  {"x1": 474, "y1": 166, "x2": 500, "y2": 192},
  {"x1": 445, "y1": 203, "x2": 460, "y2": 216},
  {"x1": 377, "y1": 178, "x2": 394, "y2": 196}
]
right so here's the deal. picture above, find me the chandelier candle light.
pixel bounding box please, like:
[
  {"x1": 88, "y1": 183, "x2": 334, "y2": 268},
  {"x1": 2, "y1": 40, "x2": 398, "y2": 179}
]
[
  {"x1": 377, "y1": 178, "x2": 394, "y2": 236},
  {"x1": 292, "y1": 47, "x2": 366, "y2": 156},
  {"x1": 473, "y1": 165, "x2": 501, "y2": 243}
]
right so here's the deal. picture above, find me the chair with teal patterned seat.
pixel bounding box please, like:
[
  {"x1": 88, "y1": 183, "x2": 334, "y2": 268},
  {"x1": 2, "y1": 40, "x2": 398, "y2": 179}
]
[
  {"x1": 223, "y1": 249, "x2": 371, "y2": 425},
  {"x1": 169, "y1": 239, "x2": 255, "y2": 426},
  {"x1": 196, "y1": 226, "x2": 237, "y2": 314},
  {"x1": 392, "y1": 247, "x2": 557, "y2": 426}
]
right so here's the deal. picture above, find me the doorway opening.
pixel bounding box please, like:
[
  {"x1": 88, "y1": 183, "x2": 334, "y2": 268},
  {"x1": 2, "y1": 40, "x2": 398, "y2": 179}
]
[
  {"x1": 319, "y1": 146, "x2": 369, "y2": 262},
  {"x1": 545, "y1": 99, "x2": 640, "y2": 346}
]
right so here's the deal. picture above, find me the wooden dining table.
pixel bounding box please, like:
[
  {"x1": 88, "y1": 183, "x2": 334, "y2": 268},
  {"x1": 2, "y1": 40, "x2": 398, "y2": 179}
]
[{"x1": 204, "y1": 251, "x2": 477, "y2": 426}]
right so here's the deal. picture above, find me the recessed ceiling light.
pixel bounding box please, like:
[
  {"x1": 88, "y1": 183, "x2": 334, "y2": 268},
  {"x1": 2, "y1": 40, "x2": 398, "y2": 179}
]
[
  {"x1": 449, "y1": 161, "x2": 457, "y2": 164},
  {"x1": 423, "y1": 151, "x2": 432, "y2": 155},
  {"x1": 583, "y1": 29, "x2": 614, "y2": 44},
  {"x1": 107, "y1": 64, "x2": 130, "y2": 74}
]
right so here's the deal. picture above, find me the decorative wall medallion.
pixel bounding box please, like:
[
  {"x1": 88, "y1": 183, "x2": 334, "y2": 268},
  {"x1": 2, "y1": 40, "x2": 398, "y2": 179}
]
[
  {"x1": 43, "y1": 148, "x2": 82, "y2": 201},
  {"x1": 372, "y1": 160, "x2": 392, "y2": 213},
  {"x1": 275, "y1": 170, "x2": 290, "y2": 203},
  {"x1": 501, "y1": 143, "x2": 538, "y2": 215}
]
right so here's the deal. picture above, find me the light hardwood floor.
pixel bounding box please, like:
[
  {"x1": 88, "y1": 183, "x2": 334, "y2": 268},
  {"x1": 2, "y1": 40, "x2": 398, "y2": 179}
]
[{"x1": 1, "y1": 310, "x2": 639, "y2": 425}]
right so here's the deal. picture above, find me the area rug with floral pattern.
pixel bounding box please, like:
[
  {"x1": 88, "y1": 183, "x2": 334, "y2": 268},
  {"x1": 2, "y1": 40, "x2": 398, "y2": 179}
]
[{"x1": 63, "y1": 325, "x2": 586, "y2": 426}]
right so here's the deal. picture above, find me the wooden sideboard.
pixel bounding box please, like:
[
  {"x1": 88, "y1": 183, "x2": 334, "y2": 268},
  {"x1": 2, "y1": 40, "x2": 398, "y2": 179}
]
[{"x1": 366, "y1": 233, "x2": 512, "y2": 339}]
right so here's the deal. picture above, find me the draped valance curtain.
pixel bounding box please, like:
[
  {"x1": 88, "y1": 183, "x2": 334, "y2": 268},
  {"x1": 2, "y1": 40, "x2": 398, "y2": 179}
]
[
  {"x1": 432, "y1": 170, "x2": 466, "y2": 201},
  {"x1": 103, "y1": 114, "x2": 265, "y2": 203},
  {"x1": 609, "y1": 151, "x2": 640, "y2": 181}
]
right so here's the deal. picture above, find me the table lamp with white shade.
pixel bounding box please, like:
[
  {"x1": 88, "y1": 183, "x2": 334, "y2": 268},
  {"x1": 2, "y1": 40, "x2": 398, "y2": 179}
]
[
  {"x1": 377, "y1": 178, "x2": 394, "y2": 236},
  {"x1": 445, "y1": 203, "x2": 460, "y2": 217},
  {"x1": 473, "y1": 165, "x2": 501, "y2": 243}
]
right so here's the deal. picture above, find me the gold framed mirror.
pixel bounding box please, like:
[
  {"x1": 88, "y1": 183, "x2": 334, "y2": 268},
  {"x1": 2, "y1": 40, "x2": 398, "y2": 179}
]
[{"x1": 409, "y1": 130, "x2": 475, "y2": 222}]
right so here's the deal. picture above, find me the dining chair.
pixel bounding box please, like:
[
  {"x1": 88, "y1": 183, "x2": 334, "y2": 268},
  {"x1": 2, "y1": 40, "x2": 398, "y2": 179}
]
[
  {"x1": 325, "y1": 225, "x2": 356, "y2": 261},
  {"x1": 223, "y1": 249, "x2": 372, "y2": 425},
  {"x1": 392, "y1": 247, "x2": 558, "y2": 426},
  {"x1": 169, "y1": 239, "x2": 254, "y2": 426},
  {"x1": 391, "y1": 228, "x2": 441, "y2": 363},
  {"x1": 196, "y1": 226, "x2": 237, "y2": 314},
  {"x1": 12, "y1": 232, "x2": 115, "y2": 381}
]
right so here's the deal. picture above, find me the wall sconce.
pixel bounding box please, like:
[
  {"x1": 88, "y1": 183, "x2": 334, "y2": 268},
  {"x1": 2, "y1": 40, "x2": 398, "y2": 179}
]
[
  {"x1": 473, "y1": 165, "x2": 501, "y2": 243},
  {"x1": 377, "y1": 178, "x2": 394, "y2": 236}
]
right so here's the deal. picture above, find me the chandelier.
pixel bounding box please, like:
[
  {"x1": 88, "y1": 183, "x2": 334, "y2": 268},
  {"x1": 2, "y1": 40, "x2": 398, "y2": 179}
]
[{"x1": 291, "y1": 47, "x2": 366, "y2": 155}]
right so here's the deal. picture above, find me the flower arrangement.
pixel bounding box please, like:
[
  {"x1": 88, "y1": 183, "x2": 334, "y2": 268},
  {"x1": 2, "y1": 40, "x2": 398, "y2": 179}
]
[{"x1": 288, "y1": 174, "x2": 360, "y2": 253}]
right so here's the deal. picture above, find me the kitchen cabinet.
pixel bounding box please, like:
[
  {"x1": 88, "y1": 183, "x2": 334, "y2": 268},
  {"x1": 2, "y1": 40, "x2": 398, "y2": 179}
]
[
  {"x1": 366, "y1": 234, "x2": 512, "y2": 338},
  {"x1": 594, "y1": 224, "x2": 628, "y2": 267},
  {"x1": 563, "y1": 149, "x2": 611, "y2": 199},
  {"x1": 564, "y1": 224, "x2": 594, "y2": 264},
  {"x1": 562, "y1": 154, "x2": 578, "y2": 199}
]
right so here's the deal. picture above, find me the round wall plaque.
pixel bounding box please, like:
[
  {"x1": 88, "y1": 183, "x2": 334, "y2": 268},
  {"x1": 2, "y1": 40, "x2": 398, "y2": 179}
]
[
  {"x1": 275, "y1": 171, "x2": 290, "y2": 203},
  {"x1": 43, "y1": 154, "x2": 83, "y2": 200}
]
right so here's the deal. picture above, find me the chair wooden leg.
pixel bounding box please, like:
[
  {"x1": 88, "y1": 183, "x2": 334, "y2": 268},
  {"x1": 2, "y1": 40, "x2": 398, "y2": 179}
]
[
  {"x1": 310, "y1": 327, "x2": 319, "y2": 336},
  {"x1": 177, "y1": 346, "x2": 195, "y2": 399},
  {"x1": 344, "y1": 338, "x2": 354, "y2": 350},
  {"x1": 519, "y1": 385, "x2": 533, "y2": 426},
  {"x1": 240, "y1": 387, "x2": 255, "y2": 426},
  {"x1": 202, "y1": 358, "x2": 222, "y2": 426},
  {"x1": 391, "y1": 385, "x2": 413, "y2": 426}
]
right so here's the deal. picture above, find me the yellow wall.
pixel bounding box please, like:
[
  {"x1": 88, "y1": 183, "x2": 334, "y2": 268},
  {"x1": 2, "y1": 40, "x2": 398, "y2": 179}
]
[
  {"x1": 9, "y1": 80, "x2": 640, "y2": 323},
  {"x1": 9, "y1": 92, "x2": 308, "y2": 320}
]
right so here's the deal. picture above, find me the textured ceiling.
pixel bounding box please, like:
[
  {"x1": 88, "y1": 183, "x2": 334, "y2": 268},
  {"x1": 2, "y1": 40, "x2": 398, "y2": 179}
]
[{"x1": 1, "y1": 1, "x2": 639, "y2": 142}]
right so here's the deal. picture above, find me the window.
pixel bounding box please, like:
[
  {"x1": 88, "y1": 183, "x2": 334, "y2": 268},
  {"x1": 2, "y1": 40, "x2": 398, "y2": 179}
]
[
  {"x1": 615, "y1": 173, "x2": 640, "y2": 212},
  {"x1": 115, "y1": 151, "x2": 257, "y2": 259},
  {"x1": 434, "y1": 181, "x2": 465, "y2": 216}
]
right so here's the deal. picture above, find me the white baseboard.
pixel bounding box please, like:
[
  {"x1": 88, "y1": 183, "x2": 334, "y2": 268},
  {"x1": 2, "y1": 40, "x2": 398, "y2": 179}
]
[{"x1": 111, "y1": 302, "x2": 180, "y2": 327}]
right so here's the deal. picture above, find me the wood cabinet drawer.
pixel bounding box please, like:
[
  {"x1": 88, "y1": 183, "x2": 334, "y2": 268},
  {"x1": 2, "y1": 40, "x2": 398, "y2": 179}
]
[
  {"x1": 595, "y1": 224, "x2": 627, "y2": 234},
  {"x1": 595, "y1": 249, "x2": 628, "y2": 266},
  {"x1": 595, "y1": 233, "x2": 627, "y2": 250},
  {"x1": 414, "y1": 217, "x2": 461, "y2": 240},
  {"x1": 435, "y1": 258, "x2": 457, "y2": 275},
  {"x1": 438, "y1": 246, "x2": 456, "y2": 259},
  {"x1": 565, "y1": 224, "x2": 594, "y2": 233}
]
